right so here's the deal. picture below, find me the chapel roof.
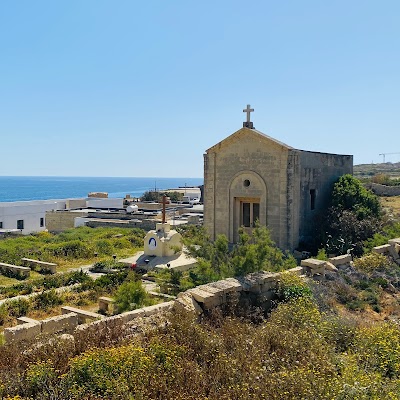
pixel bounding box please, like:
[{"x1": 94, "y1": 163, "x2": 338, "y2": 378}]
[{"x1": 205, "y1": 127, "x2": 294, "y2": 153}]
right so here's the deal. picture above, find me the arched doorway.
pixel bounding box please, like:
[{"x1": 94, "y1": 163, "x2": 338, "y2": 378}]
[{"x1": 228, "y1": 171, "x2": 267, "y2": 242}]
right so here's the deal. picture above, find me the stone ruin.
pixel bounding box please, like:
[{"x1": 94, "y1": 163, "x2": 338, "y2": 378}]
[
  {"x1": 1, "y1": 253, "x2": 354, "y2": 345},
  {"x1": 5, "y1": 239, "x2": 400, "y2": 346},
  {"x1": 372, "y1": 237, "x2": 400, "y2": 265}
]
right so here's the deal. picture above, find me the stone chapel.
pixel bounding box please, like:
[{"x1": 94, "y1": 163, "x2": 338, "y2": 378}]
[{"x1": 203, "y1": 105, "x2": 353, "y2": 251}]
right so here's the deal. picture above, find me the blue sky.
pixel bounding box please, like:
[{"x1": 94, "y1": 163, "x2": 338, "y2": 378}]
[{"x1": 0, "y1": 0, "x2": 399, "y2": 177}]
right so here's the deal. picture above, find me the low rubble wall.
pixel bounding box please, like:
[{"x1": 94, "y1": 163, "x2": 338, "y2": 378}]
[
  {"x1": 373, "y1": 237, "x2": 400, "y2": 265},
  {"x1": 366, "y1": 183, "x2": 400, "y2": 197},
  {"x1": 2, "y1": 254, "x2": 351, "y2": 344}
]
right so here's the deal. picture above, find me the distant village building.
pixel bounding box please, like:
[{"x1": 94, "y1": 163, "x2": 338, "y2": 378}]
[
  {"x1": 203, "y1": 105, "x2": 353, "y2": 251},
  {"x1": 0, "y1": 200, "x2": 67, "y2": 235},
  {"x1": 0, "y1": 195, "x2": 123, "y2": 235}
]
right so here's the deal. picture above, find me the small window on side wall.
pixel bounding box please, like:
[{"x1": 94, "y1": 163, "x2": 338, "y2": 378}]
[
  {"x1": 310, "y1": 189, "x2": 316, "y2": 210},
  {"x1": 40, "y1": 217, "x2": 44, "y2": 227},
  {"x1": 0, "y1": 222, "x2": 3, "y2": 229},
  {"x1": 17, "y1": 220, "x2": 24, "y2": 230}
]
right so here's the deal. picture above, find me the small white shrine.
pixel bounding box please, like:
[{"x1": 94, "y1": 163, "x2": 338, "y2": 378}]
[{"x1": 143, "y1": 196, "x2": 183, "y2": 257}]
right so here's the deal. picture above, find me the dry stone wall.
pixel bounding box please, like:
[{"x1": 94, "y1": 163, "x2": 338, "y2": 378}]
[
  {"x1": 366, "y1": 183, "x2": 400, "y2": 197},
  {"x1": 2, "y1": 255, "x2": 354, "y2": 345},
  {"x1": 373, "y1": 237, "x2": 400, "y2": 265}
]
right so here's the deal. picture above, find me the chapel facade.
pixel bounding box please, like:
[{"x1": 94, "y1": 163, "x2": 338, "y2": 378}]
[{"x1": 203, "y1": 106, "x2": 353, "y2": 251}]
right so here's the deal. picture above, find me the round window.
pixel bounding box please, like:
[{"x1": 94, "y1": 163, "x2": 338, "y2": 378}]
[{"x1": 243, "y1": 179, "x2": 250, "y2": 187}]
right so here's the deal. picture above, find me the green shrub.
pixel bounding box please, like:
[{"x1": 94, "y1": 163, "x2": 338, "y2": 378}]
[
  {"x1": 32, "y1": 289, "x2": 63, "y2": 311},
  {"x1": 331, "y1": 174, "x2": 381, "y2": 218},
  {"x1": 353, "y1": 253, "x2": 393, "y2": 274},
  {"x1": 6, "y1": 298, "x2": 31, "y2": 317},
  {"x1": 316, "y1": 248, "x2": 328, "y2": 260},
  {"x1": 95, "y1": 239, "x2": 114, "y2": 255},
  {"x1": 45, "y1": 240, "x2": 92, "y2": 258},
  {"x1": 276, "y1": 273, "x2": 313, "y2": 302},
  {"x1": 0, "y1": 304, "x2": 8, "y2": 325},
  {"x1": 90, "y1": 260, "x2": 115, "y2": 272},
  {"x1": 347, "y1": 299, "x2": 366, "y2": 311},
  {"x1": 114, "y1": 277, "x2": 150, "y2": 312}
]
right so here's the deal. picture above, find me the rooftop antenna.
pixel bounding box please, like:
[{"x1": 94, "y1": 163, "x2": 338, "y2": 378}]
[{"x1": 162, "y1": 194, "x2": 167, "y2": 224}]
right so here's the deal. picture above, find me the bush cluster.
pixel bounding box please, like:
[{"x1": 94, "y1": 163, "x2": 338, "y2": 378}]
[
  {"x1": 162, "y1": 225, "x2": 297, "y2": 294},
  {"x1": 3, "y1": 297, "x2": 400, "y2": 399},
  {"x1": 0, "y1": 270, "x2": 91, "y2": 299},
  {"x1": 0, "y1": 226, "x2": 145, "y2": 266}
]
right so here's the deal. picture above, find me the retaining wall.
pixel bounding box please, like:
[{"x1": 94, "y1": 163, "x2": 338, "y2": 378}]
[
  {"x1": 2, "y1": 255, "x2": 350, "y2": 345},
  {"x1": 366, "y1": 183, "x2": 400, "y2": 197},
  {"x1": 373, "y1": 237, "x2": 400, "y2": 265}
]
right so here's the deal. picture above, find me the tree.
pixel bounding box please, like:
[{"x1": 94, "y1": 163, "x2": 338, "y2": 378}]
[
  {"x1": 164, "y1": 191, "x2": 183, "y2": 202},
  {"x1": 320, "y1": 175, "x2": 383, "y2": 256},
  {"x1": 331, "y1": 174, "x2": 381, "y2": 219},
  {"x1": 181, "y1": 224, "x2": 296, "y2": 286},
  {"x1": 141, "y1": 191, "x2": 161, "y2": 202}
]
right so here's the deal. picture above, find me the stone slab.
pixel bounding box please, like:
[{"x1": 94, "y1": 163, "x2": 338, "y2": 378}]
[
  {"x1": 21, "y1": 258, "x2": 57, "y2": 274},
  {"x1": 189, "y1": 288, "x2": 222, "y2": 307},
  {"x1": 4, "y1": 322, "x2": 41, "y2": 343},
  {"x1": 388, "y1": 238, "x2": 400, "y2": 246},
  {"x1": 142, "y1": 302, "x2": 174, "y2": 316},
  {"x1": 260, "y1": 271, "x2": 282, "y2": 281},
  {"x1": 175, "y1": 292, "x2": 203, "y2": 315},
  {"x1": 0, "y1": 262, "x2": 31, "y2": 278},
  {"x1": 98, "y1": 296, "x2": 116, "y2": 313},
  {"x1": 17, "y1": 316, "x2": 40, "y2": 325},
  {"x1": 328, "y1": 254, "x2": 352, "y2": 266},
  {"x1": 41, "y1": 312, "x2": 78, "y2": 334},
  {"x1": 208, "y1": 279, "x2": 242, "y2": 294},
  {"x1": 324, "y1": 261, "x2": 338, "y2": 272},
  {"x1": 286, "y1": 266, "x2": 304, "y2": 276},
  {"x1": 389, "y1": 245, "x2": 400, "y2": 260},
  {"x1": 197, "y1": 284, "x2": 225, "y2": 297},
  {"x1": 372, "y1": 244, "x2": 392, "y2": 254},
  {"x1": 221, "y1": 278, "x2": 243, "y2": 292},
  {"x1": 120, "y1": 308, "x2": 146, "y2": 323},
  {"x1": 238, "y1": 275, "x2": 263, "y2": 293},
  {"x1": 61, "y1": 306, "x2": 104, "y2": 324},
  {"x1": 301, "y1": 258, "x2": 326, "y2": 268}
]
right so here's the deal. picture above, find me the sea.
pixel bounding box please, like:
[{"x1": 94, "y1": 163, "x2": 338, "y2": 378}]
[{"x1": 0, "y1": 176, "x2": 203, "y2": 203}]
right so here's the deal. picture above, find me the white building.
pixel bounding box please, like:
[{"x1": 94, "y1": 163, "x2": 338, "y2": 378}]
[
  {"x1": 0, "y1": 197, "x2": 124, "y2": 235},
  {"x1": 0, "y1": 200, "x2": 67, "y2": 234}
]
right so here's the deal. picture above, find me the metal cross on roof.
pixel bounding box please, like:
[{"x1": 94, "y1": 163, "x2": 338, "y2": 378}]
[{"x1": 243, "y1": 104, "x2": 254, "y2": 128}]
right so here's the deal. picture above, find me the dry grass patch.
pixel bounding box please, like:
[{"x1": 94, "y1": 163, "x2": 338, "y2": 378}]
[{"x1": 381, "y1": 196, "x2": 400, "y2": 221}]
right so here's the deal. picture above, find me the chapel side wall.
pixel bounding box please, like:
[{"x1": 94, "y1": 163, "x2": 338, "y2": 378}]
[
  {"x1": 298, "y1": 151, "x2": 353, "y2": 245},
  {"x1": 205, "y1": 130, "x2": 291, "y2": 249},
  {"x1": 203, "y1": 152, "x2": 216, "y2": 240},
  {"x1": 286, "y1": 151, "x2": 301, "y2": 251}
]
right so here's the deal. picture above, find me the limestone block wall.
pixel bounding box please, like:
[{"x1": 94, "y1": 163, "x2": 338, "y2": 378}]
[
  {"x1": 204, "y1": 128, "x2": 291, "y2": 249},
  {"x1": 85, "y1": 218, "x2": 156, "y2": 231},
  {"x1": 0, "y1": 262, "x2": 30, "y2": 278},
  {"x1": 373, "y1": 238, "x2": 400, "y2": 265},
  {"x1": 366, "y1": 183, "x2": 400, "y2": 197},
  {"x1": 2, "y1": 256, "x2": 348, "y2": 345},
  {"x1": 46, "y1": 211, "x2": 88, "y2": 232},
  {"x1": 66, "y1": 199, "x2": 87, "y2": 209},
  {"x1": 3, "y1": 322, "x2": 41, "y2": 343},
  {"x1": 3, "y1": 313, "x2": 78, "y2": 343},
  {"x1": 41, "y1": 313, "x2": 78, "y2": 335},
  {"x1": 298, "y1": 151, "x2": 353, "y2": 244}
]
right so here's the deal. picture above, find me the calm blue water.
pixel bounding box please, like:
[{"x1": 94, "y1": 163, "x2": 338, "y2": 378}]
[{"x1": 0, "y1": 177, "x2": 203, "y2": 203}]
